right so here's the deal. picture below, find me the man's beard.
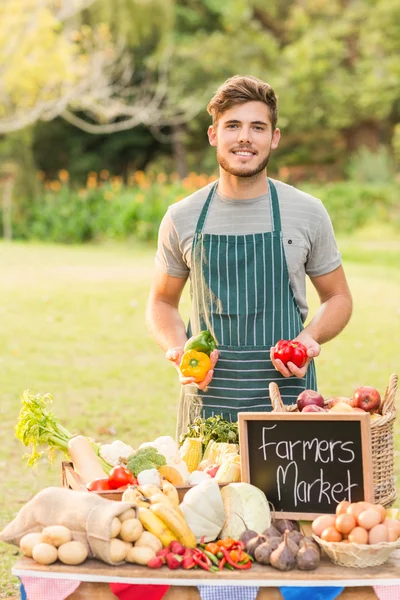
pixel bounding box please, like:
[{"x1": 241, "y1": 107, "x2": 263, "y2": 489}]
[{"x1": 217, "y1": 150, "x2": 271, "y2": 178}]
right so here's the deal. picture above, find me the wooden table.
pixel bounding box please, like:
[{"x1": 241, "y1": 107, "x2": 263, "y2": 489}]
[{"x1": 13, "y1": 551, "x2": 400, "y2": 599}]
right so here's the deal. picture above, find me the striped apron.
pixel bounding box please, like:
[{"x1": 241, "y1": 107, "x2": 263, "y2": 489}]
[{"x1": 177, "y1": 179, "x2": 317, "y2": 435}]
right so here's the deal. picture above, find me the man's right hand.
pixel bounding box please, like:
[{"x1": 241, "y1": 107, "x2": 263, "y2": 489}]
[{"x1": 166, "y1": 347, "x2": 219, "y2": 391}]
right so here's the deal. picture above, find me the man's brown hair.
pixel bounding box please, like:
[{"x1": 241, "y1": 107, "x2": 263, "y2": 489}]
[{"x1": 207, "y1": 75, "x2": 278, "y2": 130}]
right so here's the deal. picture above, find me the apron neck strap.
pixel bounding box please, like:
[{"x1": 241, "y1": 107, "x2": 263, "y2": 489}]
[
  {"x1": 268, "y1": 178, "x2": 282, "y2": 232},
  {"x1": 195, "y1": 178, "x2": 282, "y2": 234}
]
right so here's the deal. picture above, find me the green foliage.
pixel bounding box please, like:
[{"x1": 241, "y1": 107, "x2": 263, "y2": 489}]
[
  {"x1": 2, "y1": 179, "x2": 399, "y2": 243},
  {"x1": 303, "y1": 181, "x2": 400, "y2": 233},
  {"x1": 345, "y1": 146, "x2": 397, "y2": 183}
]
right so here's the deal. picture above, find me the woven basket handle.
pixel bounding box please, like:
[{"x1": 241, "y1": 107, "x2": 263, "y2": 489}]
[
  {"x1": 381, "y1": 373, "x2": 398, "y2": 415},
  {"x1": 269, "y1": 382, "x2": 287, "y2": 412}
]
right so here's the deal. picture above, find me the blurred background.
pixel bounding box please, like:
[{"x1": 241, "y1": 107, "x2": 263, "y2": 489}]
[{"x1": 1, "y1": 0, "x2": 400, "y2": 241}]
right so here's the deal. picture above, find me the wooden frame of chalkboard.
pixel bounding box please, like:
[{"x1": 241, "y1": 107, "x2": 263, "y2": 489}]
[{"x1": 238, "y1": 412, "x2": 374, "y2": 520}]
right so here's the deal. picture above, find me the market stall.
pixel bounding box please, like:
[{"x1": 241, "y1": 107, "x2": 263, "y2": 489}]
[{"x1": 2, "y1": 373, "x2": 399, "y2": 600}]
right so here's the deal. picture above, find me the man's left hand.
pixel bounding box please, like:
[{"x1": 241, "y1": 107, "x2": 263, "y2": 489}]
[{"x1": 270, "y1": 332, "x2": 320, "y2": 378}]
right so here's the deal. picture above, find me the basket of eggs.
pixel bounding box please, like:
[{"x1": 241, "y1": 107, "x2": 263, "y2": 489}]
[{"x1": 311, "y1": 501, "x2": 400, "y2": 568}]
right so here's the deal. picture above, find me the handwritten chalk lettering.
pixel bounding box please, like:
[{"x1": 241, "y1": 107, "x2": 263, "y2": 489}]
[
  {"x1": 259, "y1": 426, "x2": 356, "y2": 464},
  {"x1": 277, "y1": 461, "x2": 359, "y2": 507}
]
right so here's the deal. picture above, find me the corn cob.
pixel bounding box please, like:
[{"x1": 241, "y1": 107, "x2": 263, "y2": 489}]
[
  {"x1": 150, "y1": 502, "x2": 197, "y2": 548},
  {"x1": 179, "y1": 437, "x2": 203, "y2": 472},
  {"x1": 137, "y1": 507, "x2": 177, "y2": 547}
]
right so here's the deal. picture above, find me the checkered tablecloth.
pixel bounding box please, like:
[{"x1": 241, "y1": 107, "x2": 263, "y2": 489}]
[{"x1": 19, "y1": 578, "x2": 400, "y2": 599}]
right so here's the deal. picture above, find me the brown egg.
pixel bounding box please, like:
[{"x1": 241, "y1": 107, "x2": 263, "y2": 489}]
[
  {"x1": 371, "y1": 504, "x2": 387, "y2": 524},
  {"x1": 335, "y1": 513, "x2": 356, "y2": 535},
  {"x1": 368, "y1": 524, "x2": 389, "y2": 545},
  {"x1": 321, "y1": 526, "x2": 343, "y2": 543},
  {"x1": 348, "y1": 526, "x2": 369, "y2": 544},
  {"x1": 384, "y1": 519, "x2": 400, "y2": 540},
  {"x1": 311, "y1": 514, "x2": 336, "y2": 537},
  {"x1": 357, "y1": 508, "x2": 382, "y2": 531},
  {"x1": 357, "y1": 501, "x2": 373, "y2": 512},
  {"x1": 336, "y1": 501, "x2": 351, "y2": 516},
  {"x1": 346, "y1": 503, "x2": 366, "y2": 522}
]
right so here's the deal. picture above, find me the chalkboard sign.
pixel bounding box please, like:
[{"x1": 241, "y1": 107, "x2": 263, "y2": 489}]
[{"x1": 238, "y1": 412, "x2": 374, "y2": 519}]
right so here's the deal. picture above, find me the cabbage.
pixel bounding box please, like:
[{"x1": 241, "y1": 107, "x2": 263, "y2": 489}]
[{"x1": 220, "y1": 482, "x2": 271, "y2": 539}]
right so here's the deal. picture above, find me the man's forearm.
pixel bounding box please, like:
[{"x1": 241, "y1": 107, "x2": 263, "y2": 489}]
[
  {"x1": 302, "y1": 294, "x2": 353, "y2": 345},
  {"x1": 146, "y1": 300, "x2": 188, "y2": 352}
]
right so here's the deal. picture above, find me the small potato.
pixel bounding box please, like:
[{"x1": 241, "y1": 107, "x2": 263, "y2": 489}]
[
  {"x1": 32, "y1": 542, "x2": 58, "y2": 565},
  {"x1": 119, "y1": 518, "x2": 143, "y2": 543},
  {"x1": 110, "y1": 538, "x2": 128, "y2": 563},
  {"x1": 19, "y1": 533, "x2": 44, "y2": 558},
  {"x1": 134, "y1": 531, "x2": 162, "y2": 554},
  {"x1": 58, "y1": 541, "x2": 88, "y2": 565},
  {"x1": 119, "y1": 508, "x2": 137, "y2": 522},
  {"x1": 41, "y1": 525, "x2": 72, "y2": 548},
  {"x1": 126, "y1": 546, "x2": 155, "y2": 565},
  {"x1": 110, "y1": 517, "x2": 122, "y2": 538}
]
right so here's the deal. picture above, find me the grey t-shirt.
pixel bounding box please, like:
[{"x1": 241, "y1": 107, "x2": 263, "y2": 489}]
[{"x1": 156, "y1": 178, "x2": 341, "y2": 321}]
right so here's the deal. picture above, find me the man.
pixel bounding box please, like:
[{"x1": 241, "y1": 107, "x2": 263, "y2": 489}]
[{"x1": 146, "y1": 75, "x2": 353, "y2": 438}]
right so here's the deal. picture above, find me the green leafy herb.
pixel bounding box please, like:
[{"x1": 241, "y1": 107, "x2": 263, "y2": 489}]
[
  {"x1": 179, "y1": 415, "x2": 239, "y2": 449},
  {"x1": 15, "y1": 390, "x2": 111, "y2": 472}
]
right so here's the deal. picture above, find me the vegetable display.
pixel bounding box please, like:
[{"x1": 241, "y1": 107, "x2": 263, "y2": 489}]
[
  {"x1": 184, "y1": 330, "x2": 217, "y2": 356},
  {"x1": 273, "y1": 339, "x2": 308, "y2": 368}
]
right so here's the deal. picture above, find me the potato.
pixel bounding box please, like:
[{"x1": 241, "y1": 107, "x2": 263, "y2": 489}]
[
  {"x1": 19, "y1": 533, "x2": 44, "y2": 558},
  {"x1": 119, "y1": 518, "x2": 143, "y2": 543},
  {"x1": 41, "y1": 525, "x2": 72, "y2": 548},
  {"x1": 110, "y1": 538, "x2": 128, "y2": 563},
  {"x1": 32, "y1": 542, "x2": 58, "y2": 565},
  {"x1": 58, "y1": 541, "x2": 88, "y2": 565},
  {"x1": 110, "y1": 517, "x2": 122, "y2": 538},
  {"x1": 134, "y1": 531, "x2": 162, "y2": 554},
  {"x1": 119, "y1": 508, "x2": 137, "y2": 522},
  {"x1": 126, "y1": 546, "x2": 155, "y2": 565}
]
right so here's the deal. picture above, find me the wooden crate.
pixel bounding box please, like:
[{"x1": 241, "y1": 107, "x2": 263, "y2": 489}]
[{"x1": 61, "y1": 462, "x2": 207, "y2": 502}]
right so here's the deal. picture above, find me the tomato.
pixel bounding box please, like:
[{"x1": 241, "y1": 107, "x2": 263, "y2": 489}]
[
  {"x1": 108, "y1": 465, "x2": 135, "y2": 490},
  {"x1": 273, "y1": 339, "x2": 307, "y2": 368},
  {"x1": 86, "y1": 477, "x2": 111, "y2": 492}
]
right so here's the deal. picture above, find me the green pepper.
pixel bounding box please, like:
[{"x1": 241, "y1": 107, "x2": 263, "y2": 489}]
[{"x1": 184, "y1": 330, "x2": 217, "y2": 356}]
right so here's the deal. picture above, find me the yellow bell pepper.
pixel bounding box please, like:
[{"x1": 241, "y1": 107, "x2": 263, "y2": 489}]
[{"x1": 179, "y1": 350, "x2": 211, "y2": 383}]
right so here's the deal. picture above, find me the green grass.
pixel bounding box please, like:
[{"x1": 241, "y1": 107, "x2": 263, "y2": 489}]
[{"x1": 0, "y1": 237, "x2": 399, "y2": 598}]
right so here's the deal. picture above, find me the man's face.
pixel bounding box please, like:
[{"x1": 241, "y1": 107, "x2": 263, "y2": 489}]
[{"x1": 208, "y1": 101, "x2": 280, "y2": 178}]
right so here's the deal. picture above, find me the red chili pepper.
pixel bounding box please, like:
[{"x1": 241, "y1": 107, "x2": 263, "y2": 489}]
[
  {"x1": 219, "y1": 557, "x2": 226, "y2": 570},
  {"x1": 193, "y1": 554, "x2": 211, "y2": 571},
  {"x1": 220, "y1": 546, "x2": 252, "y2": 570}
]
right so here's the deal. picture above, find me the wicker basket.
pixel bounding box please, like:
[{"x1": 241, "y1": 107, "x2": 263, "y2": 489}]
[
  {"x1": 269, "y1": 373, "x2": 398, "y2": 507},
  {"x1": 313, "y1": 534, "x2": 400, "y2": 568}
]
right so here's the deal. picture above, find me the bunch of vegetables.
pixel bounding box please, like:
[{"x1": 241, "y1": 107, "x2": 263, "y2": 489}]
[
  {"x1": 179, "y1": 415, "x2": 239, "y2": 449},
  {"x1": 199, "y1": 538, "x2": 253, "y2": 571},
  {"x1": 15, "y1": 391, "x2": 113, "y2": 475},
  {"x1": 241, "y1": 518, "x2": 321, "y2": 571},
  {"x1": 179, "y1": 330, "x2": 217, "y2": 383},
  {"x1": 122, "y1": 481, "x2": 197, "y2": 550}
]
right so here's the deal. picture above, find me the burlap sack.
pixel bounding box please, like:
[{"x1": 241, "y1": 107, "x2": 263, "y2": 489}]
[{"x1": 0, "y1": 487, "x2": 136, "y2": 565}]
